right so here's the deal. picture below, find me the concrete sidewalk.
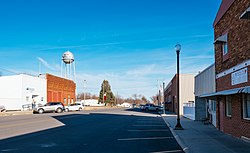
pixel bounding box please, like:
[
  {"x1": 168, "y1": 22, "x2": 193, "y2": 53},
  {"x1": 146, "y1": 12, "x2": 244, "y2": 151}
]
[
  {"x1": 161, "y1": 112, "x2": 250, "y2": 153},
  {"x1": 0, "y1": 110, "x2": 33, "y2": 116}
]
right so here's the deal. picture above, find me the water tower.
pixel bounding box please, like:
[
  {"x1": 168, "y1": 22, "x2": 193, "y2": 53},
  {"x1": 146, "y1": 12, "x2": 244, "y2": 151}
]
[{"x1": 61, "y1": 51, "x2": 76, "y2": 81}]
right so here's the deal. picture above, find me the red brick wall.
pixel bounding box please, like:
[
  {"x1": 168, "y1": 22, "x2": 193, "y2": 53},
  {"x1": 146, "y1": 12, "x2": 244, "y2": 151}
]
[
  {"x1": 219, "y1": 95, "x2": 250, "y2": 138},
  {"x1": 214, "y1": 0, "x2": 250, "y2": 76},
  {"x1": 214, "y1": 0, "x2": 250, "y2": 138},
  {"x1": 46, "y1": 74, "x2": 76, "y2": 106},
  {"x1": 217, "y1": 65, "x2": 250, "y2": 92},
  {"x1": 164, "y1": 75, "x2": 177, "y2": 113}
]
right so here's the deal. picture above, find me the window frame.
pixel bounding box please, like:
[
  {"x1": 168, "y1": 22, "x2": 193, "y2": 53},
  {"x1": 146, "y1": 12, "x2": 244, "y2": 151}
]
[
  {"x1": 243, "y1": 94, "x2": 250, "y2": 120},
  {"x1": 222, "y1": 42, "x2": 228, "y2": 55},
  {"x1": 225, "y1": 96, "x2": 232, "y2": 117}
]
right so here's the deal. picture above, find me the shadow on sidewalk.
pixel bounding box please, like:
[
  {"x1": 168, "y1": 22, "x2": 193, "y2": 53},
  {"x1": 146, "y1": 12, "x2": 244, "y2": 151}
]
[{"x1": 162, "y1": 112, "x2": 250, "y2": 153}]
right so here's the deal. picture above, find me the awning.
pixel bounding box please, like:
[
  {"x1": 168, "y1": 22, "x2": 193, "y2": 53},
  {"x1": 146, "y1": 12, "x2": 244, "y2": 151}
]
[
  {"x1": 242, "y1": 86, "x2": 250, "y2": 93},
  {"x1": 214, "y1": 34, "x2": 227, "y2": 44},
  {"x1": 199, "y1": 86, "x2": 250, "y2": 98},
  {"x1": 240, "y1": 6, "x2": 250, "y2": 19}
]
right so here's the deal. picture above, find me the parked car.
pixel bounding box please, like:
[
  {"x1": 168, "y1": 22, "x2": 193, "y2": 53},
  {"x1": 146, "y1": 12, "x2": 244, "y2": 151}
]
[
  {"x1": 140, "y1": 104, "x2": 145, "y2": 110},
  {"x1": 65, "y1": 103, "x2": 83, "y2": 112},
  {"x1": 144, "y1": 103, "x2": 162, "y2": 111},
  {"x1": 0, "y1": 105, "x2": 6, "y2": 112},
  {"x1": 33, "y1": 102, "x2": 65, "y2": 114}
]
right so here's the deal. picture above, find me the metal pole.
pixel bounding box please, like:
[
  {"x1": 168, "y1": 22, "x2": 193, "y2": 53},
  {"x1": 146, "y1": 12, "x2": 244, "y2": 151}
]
[
  {"x1": 103, "y1": 81, "x2": 104, "y2": 104},
  {"x1": 158, "y1": 90, "x2": 161, "y2": 106},
  {"x1": 84, "y1": 80, "x2": 86, "y2": 104},
  {"x1": 163, "y1": 81, "x2": 166, "y2": 114},
  {"x1": 175, "y1": 49, "x2": 183, "y2": 130}
]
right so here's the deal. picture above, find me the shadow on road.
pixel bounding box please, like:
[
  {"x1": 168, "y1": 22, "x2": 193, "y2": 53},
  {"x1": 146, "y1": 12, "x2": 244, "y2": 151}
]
[
  {"x1": 125, "y1": 108, "x2": 162, "y2": 115},
  {"x1": 0, "y1": 112, "x2": 183, "y2": 153}
]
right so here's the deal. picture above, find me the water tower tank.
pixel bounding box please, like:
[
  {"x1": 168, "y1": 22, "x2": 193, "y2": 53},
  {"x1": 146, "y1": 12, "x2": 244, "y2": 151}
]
[{"x1": 62, "y1": 51, "x2": 74, "y2": 64}]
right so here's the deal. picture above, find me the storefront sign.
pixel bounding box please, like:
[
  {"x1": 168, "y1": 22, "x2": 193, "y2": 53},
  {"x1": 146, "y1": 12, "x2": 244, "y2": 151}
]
[{"x1": 231, "y1": 67, "x2": 248, "y2": 85}]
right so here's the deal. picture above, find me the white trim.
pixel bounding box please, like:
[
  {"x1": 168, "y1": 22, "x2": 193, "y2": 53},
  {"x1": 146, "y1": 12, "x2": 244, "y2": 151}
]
[
  {"x1": 214, "y1": 33, "x2": 227, "y2": 44},
  {"x1": 240, "y1": 6, "x2": 250, "y2": 19},
  {"x1": 216, "y1": 59, "x2": 250, "y2": 79},
  {"x1": 241, "y1": 136, "x2": 250, "y2": 143},
  {"x1": 243, "y1": 94, "x2": 250, "y2": 120},
  {"x1": 222, "y1": 42, "x2": 228, "y2": 55},
  {"x1": 226, "y1": 96, "x2": 232, "y2": 117}
]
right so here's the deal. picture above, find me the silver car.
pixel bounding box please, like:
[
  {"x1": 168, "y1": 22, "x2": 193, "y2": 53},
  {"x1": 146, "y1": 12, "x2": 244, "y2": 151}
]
[
  {"x1": 33, "y1": 102, "x2": 65, "y2": 114},
  {"x1": 65, "y1": 103, "x2": 83, "y2": 112}
]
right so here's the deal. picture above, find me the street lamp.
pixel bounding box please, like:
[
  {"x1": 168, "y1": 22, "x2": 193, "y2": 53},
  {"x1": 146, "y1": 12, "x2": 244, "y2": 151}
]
[
  {"x1": 163, "y1": 81, "x2": 166, "y2": 114},
  {"x1": 174, "y1": 43, "x2": 183, "y2": 130}
]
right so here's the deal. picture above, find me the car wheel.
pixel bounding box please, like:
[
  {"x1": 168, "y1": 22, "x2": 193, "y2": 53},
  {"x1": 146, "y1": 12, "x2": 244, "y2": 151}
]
[
  {"x1": 145, "y1": 108, "x2": 149, "y2": 111},
  {"x1": 156, "y1": 108, "x2": 159, "y2": 111},
  {"x1": 57, "y1": 108, "x2": 63, "y2": 113},
  {"x1": 78, "y1": 107, "x2": 82, "y2": 111},
  {"x1": 38, "y1": 109, "x2": 44, "y2": 114},
  {"x1": 65, "y1": 108, "x2": 69, "y2": 112}
]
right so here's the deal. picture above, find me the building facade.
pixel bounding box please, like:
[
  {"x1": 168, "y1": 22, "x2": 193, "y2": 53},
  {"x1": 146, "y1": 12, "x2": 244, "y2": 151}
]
[
  {"x1": 0, "y1": 74, "x2": 47, "y2": 110},
  {"x1": 213, "y1": 0, "x2": 250, "y2": 138},
  {"x1": 164, "y1": 74, "x2": 195, "y2": 115},
  {"x1": 45, "y1": 74, "x2": 76, "y2": 106},
  {"x1": 194, "y1": 64, "x2": 216, "y2": 126}
]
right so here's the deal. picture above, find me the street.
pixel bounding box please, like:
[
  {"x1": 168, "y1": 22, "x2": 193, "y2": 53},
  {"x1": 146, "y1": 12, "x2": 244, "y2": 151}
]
[{"x1": 0, "y1": 108, "x2": 184, "y2": 153}]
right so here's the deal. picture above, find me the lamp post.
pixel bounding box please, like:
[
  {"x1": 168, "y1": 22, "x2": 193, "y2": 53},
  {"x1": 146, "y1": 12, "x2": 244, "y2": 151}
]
[
  {"x1": 83, "y1": 80, "x2": 86, "y2": 104},
  {"x1": 163, "y1": 81, "x2": 166, "y2": 114},
  {"x1": 174, "y1": 43, "x2": 183, "y2": 130}
]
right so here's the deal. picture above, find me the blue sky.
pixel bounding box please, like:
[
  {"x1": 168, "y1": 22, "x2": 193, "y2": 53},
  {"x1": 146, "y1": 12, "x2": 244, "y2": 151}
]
[{"x1": 0, "y1": 0, "x2": 221, "y2": 99}]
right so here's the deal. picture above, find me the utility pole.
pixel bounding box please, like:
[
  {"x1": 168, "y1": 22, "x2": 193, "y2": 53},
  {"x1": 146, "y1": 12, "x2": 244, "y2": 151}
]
[
  {"x1": 163, "y1": 81, "x2": 166, "y2": 114},
  {"x1": 116, "y1": 91, "x2": 118, "y2": 106},
  {"x1": 103, "y1": 81, "x2": 104, "y2": 104},
  {"x1": 84, "y1": 80, "x2": 86, "y2": 104},
  {"x1": 158, "y1": 89, "x2": 161, "y2": 106}
]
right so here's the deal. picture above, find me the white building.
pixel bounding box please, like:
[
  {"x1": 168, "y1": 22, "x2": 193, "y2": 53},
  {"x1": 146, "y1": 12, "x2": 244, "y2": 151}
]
[
  {"x1": 81, "y1": 99, "x2": 104, "y2": 106},
  {"x1": 195, "y1": 64, "x2": 216, "y2": 126},
  {"x1": 0, "y1": 74, "x2": 47, "y2": 110},
  {"x1": 164, "y1": 74, "x2": 195, "y2": 116}
]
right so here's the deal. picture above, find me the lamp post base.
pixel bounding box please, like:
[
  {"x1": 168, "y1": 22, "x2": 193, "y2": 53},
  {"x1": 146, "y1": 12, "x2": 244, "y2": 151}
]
[
  {"x1": 174, "y1": 125, "x2": 184, "y2": 130},
  {"x1": 174, "y1": 120, "x2": 184, "y2": 130}
]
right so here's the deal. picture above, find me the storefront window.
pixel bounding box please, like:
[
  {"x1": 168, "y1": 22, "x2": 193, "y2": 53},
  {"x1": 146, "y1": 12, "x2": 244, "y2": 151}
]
[
  {"x1": 226, "y1": 96, "x2": 232, "y2": 117},
  {"x1": 243, "y1": 94, "x2": 250, "y2": 119}
]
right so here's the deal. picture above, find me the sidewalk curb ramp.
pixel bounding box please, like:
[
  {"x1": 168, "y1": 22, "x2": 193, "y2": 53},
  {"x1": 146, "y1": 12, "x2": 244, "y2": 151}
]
[{"x1": 161, "y1": 114, "x2": 190, "y2": 153}]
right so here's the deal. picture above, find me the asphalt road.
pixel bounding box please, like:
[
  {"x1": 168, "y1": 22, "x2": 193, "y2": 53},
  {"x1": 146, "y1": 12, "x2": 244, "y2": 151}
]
[{"x1": 0, "y1": 108, "x2": 184, "y2": 153}]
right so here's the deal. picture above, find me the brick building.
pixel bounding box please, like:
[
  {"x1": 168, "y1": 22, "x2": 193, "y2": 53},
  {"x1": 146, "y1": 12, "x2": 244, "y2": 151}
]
[
  {"x1": 213, "y1": 0, "x2": 250, "y2": 138},
  {"x1": 164, "y1": 74, "x2": 194, "y2": 115},
  {"x1": 45, "y1": 74, "x2": 76, "y2": 106}
]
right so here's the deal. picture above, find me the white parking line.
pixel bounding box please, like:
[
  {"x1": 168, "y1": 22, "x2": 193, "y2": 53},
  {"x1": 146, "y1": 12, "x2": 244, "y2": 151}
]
[
  {"x1": 151, "y1": 150, "x2": 183, "y2": 153},
  {"x1": 133, "y1": 125, "x2": 165, "y2": 126},
  {"x1": 128, "y1": 129, "x2": 169, "y2": 132},
  {"x1": 117, "y1": 137, "x2": 173, "y2": 141}
]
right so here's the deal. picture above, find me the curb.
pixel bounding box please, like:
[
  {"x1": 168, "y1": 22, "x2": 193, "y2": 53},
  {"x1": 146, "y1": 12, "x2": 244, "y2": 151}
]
[
  {"x1": 160, "y1": 114, "x2": 190, "y2": 153},
  {"x1": 0, "y1": 111, "x2": 33, "y2": 117}
]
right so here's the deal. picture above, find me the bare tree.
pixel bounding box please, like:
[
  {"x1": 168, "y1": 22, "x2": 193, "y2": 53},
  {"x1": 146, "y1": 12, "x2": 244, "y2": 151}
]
[
  {"x1": 150, "y1": 95, "x2": 158, "y2": 104},
  {"x1": 77, "y1": 92, "x2": 98, "y2": 100}
]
